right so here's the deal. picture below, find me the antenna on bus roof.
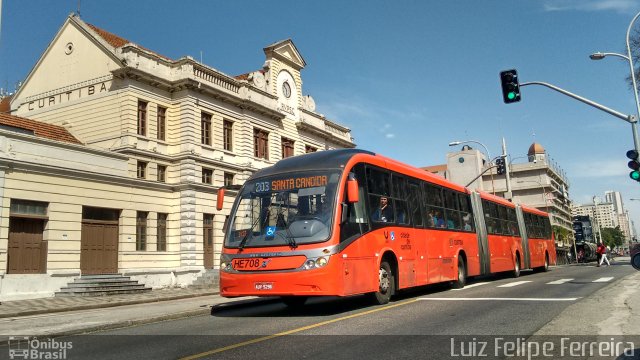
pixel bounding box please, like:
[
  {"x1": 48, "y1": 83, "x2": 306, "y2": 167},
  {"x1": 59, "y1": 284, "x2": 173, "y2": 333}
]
[{"x1": 77, "y1": 0, "x2": 81, "y2": 16}]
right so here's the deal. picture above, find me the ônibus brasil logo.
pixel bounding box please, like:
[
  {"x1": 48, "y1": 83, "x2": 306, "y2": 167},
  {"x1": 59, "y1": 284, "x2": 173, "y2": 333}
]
[{"x1": 8, "y1": 337, "x2": 73, "y2": 360}]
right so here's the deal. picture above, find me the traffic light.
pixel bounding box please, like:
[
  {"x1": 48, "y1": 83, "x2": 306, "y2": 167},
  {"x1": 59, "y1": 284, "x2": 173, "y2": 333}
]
[
  {"x1": 627, "y1": 149, "x2": 640, "y2": 181},
  {"x1": 500, "y1": 69, "x2": 521, "y2": 104},
  {"x1": 496, "y1": 157, "x2": 506, "y2": 175}
]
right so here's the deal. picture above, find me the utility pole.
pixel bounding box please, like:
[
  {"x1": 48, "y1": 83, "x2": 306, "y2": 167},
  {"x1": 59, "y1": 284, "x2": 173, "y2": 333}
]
[
  {"x1": 593, "y1": 196, "x2": 603, "y2": 244},
  {"x1": 502, "y1": 137, "x2": 512, "y2": 201}
]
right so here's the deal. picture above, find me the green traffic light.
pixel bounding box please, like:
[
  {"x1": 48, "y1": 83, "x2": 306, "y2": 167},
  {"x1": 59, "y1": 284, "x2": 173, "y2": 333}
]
[
  {"x1": 631, "y1": 171, "x2": 640, "y2": 181},
  {"x1": 507, "y1": 92, "x2": 516, "y2": 100}
]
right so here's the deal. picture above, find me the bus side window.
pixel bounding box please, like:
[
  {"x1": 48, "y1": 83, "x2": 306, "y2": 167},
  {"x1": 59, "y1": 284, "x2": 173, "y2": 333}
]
[
  {"x1": 460, "y1": 194, "x2": 474, "y2": 232},
  {"x1": 392, "y1": 175, "x2": 409, "y2": 225},
  {"x1": 408, "y1": 181, "x2": 423, "y2": 227}
]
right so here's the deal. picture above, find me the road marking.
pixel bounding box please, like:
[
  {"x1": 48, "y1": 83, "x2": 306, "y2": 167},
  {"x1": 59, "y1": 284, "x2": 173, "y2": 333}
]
[
  {"x1": 180, "y1": 298, "x2": 419, "y2": 360},
  {"x1": 418, "y1": 297, "x2": 579, "y2": 302},
  {"x1": 592, "y1": 277, "x2": 614, "y2": 283},
  {"x1": 497, "y1": 281, "x2": 532, "y2": 288},
  {"x1": 451, "y1": 282, "x2": 489, "y2": 291},
  {"x1": 546, "y1": 278, "x2": 574, "y2": 285}
]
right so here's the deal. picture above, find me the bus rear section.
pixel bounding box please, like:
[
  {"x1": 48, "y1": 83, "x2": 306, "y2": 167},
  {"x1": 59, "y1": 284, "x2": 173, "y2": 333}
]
[{"x1": 520, "y1": 205, "x2": 556, "y2": 271}]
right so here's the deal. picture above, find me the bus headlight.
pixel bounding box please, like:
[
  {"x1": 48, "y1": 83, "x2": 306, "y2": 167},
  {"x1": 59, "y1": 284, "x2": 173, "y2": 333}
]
[
  {"x1": 220, "y1": 261, "x2": 232, "y2": 272},
  {"x1": 303, "y1": 256, "x2": 329, "y2": 269},
  {"x1": 316, "y1": 257, "x2": 328, "y2": 267}
]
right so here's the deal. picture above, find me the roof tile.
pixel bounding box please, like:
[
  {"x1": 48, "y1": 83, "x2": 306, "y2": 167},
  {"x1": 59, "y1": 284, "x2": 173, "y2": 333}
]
[{"x1": 0, "y1": 113, "x2": 82, "y2": 145}]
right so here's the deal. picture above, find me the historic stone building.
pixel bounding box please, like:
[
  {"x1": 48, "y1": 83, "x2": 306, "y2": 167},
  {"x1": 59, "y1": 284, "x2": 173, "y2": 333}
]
[{"x1": 1, "y1": 14, "x2": 354, "y2": 300}]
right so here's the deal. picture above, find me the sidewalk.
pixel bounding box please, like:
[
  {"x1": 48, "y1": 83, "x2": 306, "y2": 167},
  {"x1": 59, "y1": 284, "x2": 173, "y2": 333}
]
[
  {"x1": 0, "y1": 287, "x2": 219, "y2": 319},
  {"x1": 536, "y1": 256, "x2": 640, "y2": 336}
]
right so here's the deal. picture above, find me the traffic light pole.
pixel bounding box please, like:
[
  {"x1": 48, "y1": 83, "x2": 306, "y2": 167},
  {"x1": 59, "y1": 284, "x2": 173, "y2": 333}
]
[
  {"x1": 520, "y1": 81, "x2": 640, "y2": 161},
  {"x1": 502, "y1": 137, "x2": 512, "y2": 201}
]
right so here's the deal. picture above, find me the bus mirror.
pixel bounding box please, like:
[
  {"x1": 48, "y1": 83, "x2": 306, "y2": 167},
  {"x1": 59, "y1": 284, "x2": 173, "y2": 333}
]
[
  {"x1": 347, "y1": 175, "x2": 359, "y2": 203},
  {"x1": 216, "y1": 188, "x2": 225, "y2": 211}
]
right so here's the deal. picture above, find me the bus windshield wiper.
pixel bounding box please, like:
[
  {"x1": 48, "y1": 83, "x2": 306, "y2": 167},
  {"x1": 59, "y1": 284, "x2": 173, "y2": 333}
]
[
  {"x1": 238, "y1": 214, "x2": 263, "y2": 251},
  {"x1": 276, "y1": 207, "x2": 297, "y2": 249}
]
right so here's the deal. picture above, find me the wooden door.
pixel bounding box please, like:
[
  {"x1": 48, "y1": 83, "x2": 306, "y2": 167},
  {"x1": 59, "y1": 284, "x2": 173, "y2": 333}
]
[
  {"x1": 7, "y1": 218, "x2": 46, "y2": 274},
  {"x1": 80, "y1": 221, "x2": 119, "y2": 274}
]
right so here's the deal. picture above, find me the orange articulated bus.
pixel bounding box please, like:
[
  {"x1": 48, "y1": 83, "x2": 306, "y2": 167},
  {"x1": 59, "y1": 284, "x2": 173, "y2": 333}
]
[{"x1": 217, "y1": 149, "x2": 556, "y2": 306}]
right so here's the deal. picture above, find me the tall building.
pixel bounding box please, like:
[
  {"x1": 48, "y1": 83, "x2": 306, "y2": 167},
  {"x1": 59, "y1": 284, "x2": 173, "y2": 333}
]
[
  {"x1": 0, "y1": 14, "x2": 354, "y2": 300},
  {"x1": 571, "y1": 201, "x2": 616, "y2": 241},
  {"x1": 572, "y1": 191, "x2": 633, "y2": 243}
]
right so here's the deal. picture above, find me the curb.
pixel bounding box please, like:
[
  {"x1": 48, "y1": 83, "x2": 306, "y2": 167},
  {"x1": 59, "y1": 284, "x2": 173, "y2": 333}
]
[{"x1": 0, "y1": 291, "x2": 220, "y2": 319}]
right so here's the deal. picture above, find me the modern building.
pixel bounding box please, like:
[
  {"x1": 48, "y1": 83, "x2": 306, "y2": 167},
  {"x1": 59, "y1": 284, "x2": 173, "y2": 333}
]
[
  {"x1": 0, "y1": 14, "x2": 354, "y2": 300},
  {"x1": 424, "y1": 142, "x2": 574, "y2": 257},
  {"x1": 604, "y1": 190, "x2": 634, "y2": 241},
  {"x1": 572, "y1": 191, "x2": 634, "y2": 243}
]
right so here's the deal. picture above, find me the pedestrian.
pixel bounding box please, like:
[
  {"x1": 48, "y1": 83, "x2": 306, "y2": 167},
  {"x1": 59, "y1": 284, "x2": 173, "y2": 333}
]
[{"x1": 597, "y1": 242, "x2": 610, "y2": 267}]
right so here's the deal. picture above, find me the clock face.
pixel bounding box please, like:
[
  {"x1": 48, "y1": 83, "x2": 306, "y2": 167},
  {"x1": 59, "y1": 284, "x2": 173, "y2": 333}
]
[{"x1": 282, "y1": 81, "x2": 291, "y2": 98}]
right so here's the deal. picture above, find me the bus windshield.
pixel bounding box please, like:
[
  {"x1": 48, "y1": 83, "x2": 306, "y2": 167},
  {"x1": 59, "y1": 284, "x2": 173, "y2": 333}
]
[{"x1": 225, "y1": 171, "x2": 342, "y2": 249}]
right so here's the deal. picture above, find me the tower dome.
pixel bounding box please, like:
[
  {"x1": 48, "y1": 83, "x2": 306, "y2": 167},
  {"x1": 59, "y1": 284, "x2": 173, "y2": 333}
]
[{"x1": 528, "y1": 143, "x2": 545, "y2": 156}]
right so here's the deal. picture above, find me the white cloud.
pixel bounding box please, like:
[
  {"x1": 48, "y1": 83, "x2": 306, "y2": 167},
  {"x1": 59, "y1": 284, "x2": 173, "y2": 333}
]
[
  {"x1": 570, "y1": 158, "x2": 629, "y2": 177},
  {"x1": 543, "y1": 0, "x2": 639, "y2": 13},
  {"x1": 385, "y1": 133, "x2": 396, "y2": 139}
]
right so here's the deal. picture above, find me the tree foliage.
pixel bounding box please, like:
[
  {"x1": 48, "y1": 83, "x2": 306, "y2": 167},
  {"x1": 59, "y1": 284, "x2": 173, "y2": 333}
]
[
  {"x1": 627, "y1": 30, "x2": 640, "y2": 91},
  {"x1": 600, "y1": 226, "x2": 624, "y2": 248}
]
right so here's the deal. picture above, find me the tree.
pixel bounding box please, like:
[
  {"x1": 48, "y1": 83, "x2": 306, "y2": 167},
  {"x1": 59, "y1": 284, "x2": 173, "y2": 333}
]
[
  {"x1": 552, "y1": 225, "x2": 570, "y2": 243},
  {"x1": 627, "y1": 29, "x2": 640, "y2": 91},
  {"x1": 600, "y1": 226, "x2": 625, "y2": 249}
]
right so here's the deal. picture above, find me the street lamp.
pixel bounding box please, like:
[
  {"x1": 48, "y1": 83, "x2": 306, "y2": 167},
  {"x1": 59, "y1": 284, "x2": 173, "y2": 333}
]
[
  {"x1": 590, "y1": 11, "x2": 640, "y2": 163},
  {"x1": 448, "y1": 140, "x2": 491, "y2": 165}
]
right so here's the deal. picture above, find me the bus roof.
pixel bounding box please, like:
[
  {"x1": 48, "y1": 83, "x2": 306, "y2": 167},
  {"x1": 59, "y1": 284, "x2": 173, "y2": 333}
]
[
  {"x1": 251, "y1": 149, "x2": 375, "y2": 178},
  {"x1": 251, "y1": 149, "x2": 550, "y2": 218}
]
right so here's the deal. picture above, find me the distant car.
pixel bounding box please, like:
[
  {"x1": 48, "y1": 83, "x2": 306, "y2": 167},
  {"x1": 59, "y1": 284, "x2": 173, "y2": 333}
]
[{"x1": 631, "y1": 244, "x2": 640, "y2": 270}]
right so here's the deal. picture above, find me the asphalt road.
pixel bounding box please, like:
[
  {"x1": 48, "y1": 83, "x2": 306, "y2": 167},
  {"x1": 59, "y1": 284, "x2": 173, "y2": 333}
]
[{"x1": 55, "y1": 262, "x2": 636, "y2": 360}]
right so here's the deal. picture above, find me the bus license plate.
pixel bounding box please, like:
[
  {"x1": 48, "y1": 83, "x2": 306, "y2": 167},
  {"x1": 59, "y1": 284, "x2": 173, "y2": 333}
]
[
  {"x1": 255, "y1": 282, "x2": 273, "y2": 290},
  {"x1": 233, "y1": 258, "x2": 265, "y2": 270}
]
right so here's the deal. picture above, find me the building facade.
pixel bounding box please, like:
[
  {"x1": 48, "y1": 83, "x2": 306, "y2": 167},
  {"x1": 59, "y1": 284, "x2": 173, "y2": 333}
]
[{"x1": 1, "y1": 14, "x2": 354, "y2": 300}]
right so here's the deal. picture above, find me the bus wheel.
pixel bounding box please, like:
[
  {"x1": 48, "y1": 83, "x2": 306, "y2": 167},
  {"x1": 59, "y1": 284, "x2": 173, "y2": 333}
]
[
  {"x1": 632, "y1": 254, "x2": 640, "y2": 270},
  {"x1": 452, "y1": 258, "x2": 466, "y2": 289},
  {"x1": 512, "y1": 255, "x2": 521, "y2": 278},
  {"x1": 370, "y1": 261, "x2": 394, "y2": 305},
  {"x1": 542, "y1": 253, "x2": 550, "y2": 272},
  {"x1": 281, "y1": 296, "x2": 308, "y2": 308}
]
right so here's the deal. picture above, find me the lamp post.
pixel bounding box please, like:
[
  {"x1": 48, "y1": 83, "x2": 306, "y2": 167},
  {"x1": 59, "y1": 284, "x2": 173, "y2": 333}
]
[{"x1": 590, "y1": 10, "x2": 640, "y2": 162}]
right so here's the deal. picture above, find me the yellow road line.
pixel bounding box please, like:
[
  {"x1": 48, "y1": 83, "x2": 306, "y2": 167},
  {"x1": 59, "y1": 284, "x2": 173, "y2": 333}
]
[{"x1": 180, "y1": 298, "x2": 419, "y2": 360}]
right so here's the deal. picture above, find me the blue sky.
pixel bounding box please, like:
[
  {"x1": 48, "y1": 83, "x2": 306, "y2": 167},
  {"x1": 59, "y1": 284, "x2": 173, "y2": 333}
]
[{"x1": 1, "y1": 0, "x2": 640, "y2": 232}]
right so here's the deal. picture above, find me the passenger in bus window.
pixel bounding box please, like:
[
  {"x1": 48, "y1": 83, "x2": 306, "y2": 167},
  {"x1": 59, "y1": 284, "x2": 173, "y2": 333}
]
[
  {"x1": 463, "y1": 213, "x2": 472, "y2": 231},
  {"x1": 372, "y1": 196, "x2": 394, "y2": 222},
  {"x1": 427, "y1": 209, "x2": 436, "y2": 227},
  {"x1": 434, "y1": 210, "x2": 445, "y2": 228}
]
